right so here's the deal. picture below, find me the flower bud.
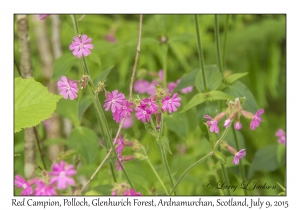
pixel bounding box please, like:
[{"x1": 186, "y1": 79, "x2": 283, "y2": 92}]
[
  {"x1": 123, "y1": 155, "x2": 135, "y2": 162},
  {"x1": 124, "y1": 141, "x2": 134, "y2": 147},
  {"x1": 226, "y1": 144, "x2": 237, "y2": 155}
]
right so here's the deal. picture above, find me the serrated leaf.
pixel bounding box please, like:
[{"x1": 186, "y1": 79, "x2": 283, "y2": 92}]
[
  {"x1": 209, "y1": 90, "x2": 234, "y2": 101},
  {"x1": 195, "y1": 65, "x2": 222, "y2": 92},
  {"x1": 52, "y1": 53, "x2": 78, "y2": 81},
  {"x1": 55, "y1": 98, "x2": 79, "y2": 126},
  {"x1": 14, "y1": 77, "x2": 62, "y2": 133},
  {"x1": 173, "y1": 68, "x2": 198, "y2": 92},
  {"x1": 180, "y1": 93, "x2": 206, "y2": 113},
  {"x1": 144, "y1": 123, "x2": 158, "y2": 138},
  {"x1": 78, "y1": 95, "x2": 93, "y2": 123},
  {"x1": 93, "y1": 65, "x2": 114, "y2": 86},
  {"x1": 68, "y1": 126, "x2": 100, "y2": 164},
  {"x1": 158, "y1": 136, "x2": 172, "y2": 154},
  {"x1": 225, "y1": 72, "x2": 248, "y2": 84}
]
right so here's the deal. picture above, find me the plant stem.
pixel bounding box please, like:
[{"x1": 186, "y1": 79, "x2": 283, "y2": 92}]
[
  {"x1": 160, "y1": 145, "x2": 176, "y2": 195},
  {"x1": 194, "y1": 14, "x2": 207, "y2": 91},
  {"x1": 220, "y1": 162, "x2": 231, "y2": 195},
  {"x1": 170, "y1": 152, "x2": 213, "y2": 195},
  {"x1": 33, "y1": 127, "x2": 47, "y2": 170},
  {"x1": 214, "y1": 14, "x2": 224, "y2": 81},
  {"x1": 232, "y1": 125, "x2": 248, "y2": 196},
  {"x1": 129, "y1": 14, "x2": 143, "y2": 99},
  {"x1": 146, "y1": 158, "x2": 169, "y2": 195},
  {"x1": 222, "y1": 15, "x2": 230, "y2": 72},
  {"x1": 213, "y1": 124, "x2": 231, "y2": 151}
]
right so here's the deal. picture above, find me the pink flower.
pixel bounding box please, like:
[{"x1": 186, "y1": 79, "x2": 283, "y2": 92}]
[
  {"x1": 134, "y1": 80, "x2": 151, "y2": 94},
  {"x1": 49, "y1": 161, "x2": 77, "y2": 190},
  {"x1": 135, "y1": 106, "x2": 151, "y2": 123},
  {"x1": 234, "y1": 121, "x2": 242, "y2": 130},
  {"x1": 158, "y1": 70, "x2": 164, "y2": 82},
  {"x1": 57, "y1": 76, "x2": 78, "y2": 100},
  {"x1": 104, "y1": 90, "x2": 126, "y2": 113},
  {"x1": 250, "y1": 109, "x2": 264, "y2": 130},
  {"x1": 224, "y1": 119, "x2": 231, "y2": 128},
  {"x1": 69, "y1": 34, "x2": 94, "y2": 58},
  {"x1": 181, "y1": 86, "x2": 193, "y2": 94},
  {"x1": 115, "y1": 155, "x2": 124, "y2": 171},
  {"x1": 120, "y1": 100, "x2": 134, "y2": 118},
  {"x1": 105, "y1": 34, "x2": 117, "y2": 43},
  {"x1": 147, "y1": 80, "x2": 159, "y2": 95},
  {"x1": 140, "y1": 98, "x2": 158, "y2": 114},
  {"x1": 112, "y1": 109, "x2": 122, "y2": 123},
  {"x1": 34, "y1": 180, "x2": 56, "y2": 195},
  {"x1": 14, "y1": 175, "x2": 33, "y2": 196},
  {"x1": 122, "y1": 115, "x2": 133, "y2": 129},
  {"x1": 233, "y1": 149, "x2": 246, "y2": 164},
  {"x1": 276, "y1": 129, "x2": 286, "y2": 145},
  {"x1": 162, "y1": 93, "x2": 181, "y2": 113},
  {"x1": 39, "y1": 14, "x2": 50, "y2": 20},
  {"x1": 123, "y1": 188, "x2": 141, "y2": 196},
  {"x1": 167, "y1": 82, "x2": 177, "y2": 93},
  {"x1": 204, "y1": 115, "x2": 219, "y2": 133},
  {"x1": 115, "y1": 135, "x2": 124, "y2": 155}
]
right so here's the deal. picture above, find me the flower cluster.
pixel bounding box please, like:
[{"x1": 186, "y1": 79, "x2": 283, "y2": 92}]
[
  {"x1": 204, "y1": 98, "x2": 264, "y2": 133},
  {"x1": 134, "y1": 70, "x2": 193, "y2": 95},
  {"x1": 14, "y1": 161, "x2": 76, "y2": 196},
  {"x1": 104, "y1": 87, "x2": 181, "y2": 126},
  {"x1": 276, "y1": 129, "x2": 286, "y2": 145},
  {"x1": 111, "y1": 182, "x2": 141, "y2": 196}
]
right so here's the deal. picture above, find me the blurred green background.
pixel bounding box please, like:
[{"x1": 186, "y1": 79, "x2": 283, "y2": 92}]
[{"x1": 14, "y1": 14, "x2": 286, "y2": 195}]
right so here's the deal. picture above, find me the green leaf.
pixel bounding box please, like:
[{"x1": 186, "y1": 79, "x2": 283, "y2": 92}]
[
  {"x1": 277, "y1": 144, "x2": 286, "y2": 164},
  {"x1": 195, "y1": 65, "x2": 222, "y2": 92},
  {"x1": 214, "y1": 151, "x2": 227, "y2": 164},
  {"x1": 164, "y1": 113, "x2": 188, "y2": 139},
  {"x1": 86, "y1": 52, "x2": 101, "y2": 67},
  {"x1": 209, "y1": 90, "x2": 234, "y2": 101},
  {"x1": 158, "y1": 136, "x2": 172, "y2": 154},
  {"x1": 144, "y1": 123, "x2": 158, "y2": 138},
  {"x1": 93, "y1": 65, "x2": 114, "y2": 86},
  {"x1": 223, "y1": 80, "x2": 258, "y2": 113},
  {"x1": 68, "y1": 127, "x2": 100, "y2": 164},
  {"x1": 58, "y1": 150, "x2": 77, "y2": 161},
  {"x1": 52, "y1": 53, "x2": 78, "y2": 81},
  {"x1": 90, "y1": 184, "x2": 114, "y2": 195},
  {"x1": 78, "y1": 95, "x2": 93, "y2": 123},
  {"x1": 248, "y1": 144, "x2": 279, "y2": 179},
  {"x1": 225, "y1": 72, "x2": 248, "y2": 84},
  {"x1": 55, "y1": 98, "x2": 79, "y2": 126},
  {"x1": 209, "y1": 132, "x2": 218, "y2": 150},
  {"x1": 168, "y1": 33, "x2": 194, "y2": 44},
  {"x1": 14, "y1": 77, "x2": 62, "y2": 133},
  {"x1": 173, "y1": 68, "x2": 198, "y2": 92},
  {"x1": 180, "y1": 93, "x2": 206, "y2": 113}
]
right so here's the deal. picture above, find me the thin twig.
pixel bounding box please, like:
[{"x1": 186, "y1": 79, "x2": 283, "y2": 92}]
[
  {"x1": 78, "y1": 15, "x2": 86, "y2": 22},
  {"x1": 129, "y1": 14, "x2": 143, "y2": 99},
  {"x1": 33, "y1": 127, "x2": 47, "y2": 170}
]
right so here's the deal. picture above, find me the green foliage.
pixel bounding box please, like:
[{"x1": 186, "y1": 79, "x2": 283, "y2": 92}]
[
  {"x1": 195, "y1": 65, "x2": 222, "y2": 92},
  {"x1": 14, "y1": 77, "x2": 62, "y2": 133},
  {"x1": 52, "y1": 53, "x2": 78, "y2": 81}
]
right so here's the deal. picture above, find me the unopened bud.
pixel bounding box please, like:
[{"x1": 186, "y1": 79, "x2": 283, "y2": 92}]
[
  {"x1": 124, "y1": 141, "x2": 134, "y2": 147},
  {"x1": 123, "y1": 155, "x2": 135, "y2": 162},
  {"x1": 80, "y1": 75, "x2": 88, "y2": 89}
]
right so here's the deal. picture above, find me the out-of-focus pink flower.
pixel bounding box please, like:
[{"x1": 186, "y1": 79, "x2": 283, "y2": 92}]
[
  {"x1": 158, "y1": 70, "x2": 164, "y2": 82},
  {"x1": 140, "y1": 98, "x2": 158, "y2": 114},
  {"x1": 224, "y1": 119, "x2": 231, "y2": 128},
  {"x1": 104, "y1": 90, "x2": 126, "y2": 113},
  {"x1": 181, "y1": 86, "x2": 193, "y2": 94},
  {"x1": 147, "y1": 80, "x2": 158, "y2": 95},
  {"x1": 69, "y1": 34, "x2": 94, "y2": 58},
  {"x1": 233, "y1": 149, "x2": 246, "y2": 164},
  {"x1": 115, "y1": 155, "x2": 124, "y2": 171},
  {"x1": 57, "y1": 76, "x2": 78, "y2": 100},
  {"x1": 204, "y1": 115, "x2": 219, "y2": 133},
  {"x1": 105, "y1": 33, "x2": 117, "y2": 43},
  {"x1": 234, "y1": 121, "x2": 242, "y2": 130},
  {"x1": 34, "y1": 180, "x2": 56, "y2": 196},
  {"x1": 123, "y1": 188, "x2": 141, "y2": 196},
  {"x1": 134, "y1": 79, "x2": 151, "y2": 94},
  {"x1": 115, "y1": 135, "x2": 124, "y2": 155},
  {"x1": 14, "y1": 175, "x2": 33, "y2": 196},
  {"x1": 122, "y1": 115, "x2": 133, "y2": 129},
  {"x1": 39, "y1": 14, "x2": 50, "y2": 20},
  {"x1": 250, "y1": 109, "x2": 264, "y2": 130},
  {"x1": 167, "y1": 82, "x2": 177, "y2": 93},
  {"x1": 49, "y1": 161, "x2": 76, "y2": 190},
  {"x1": 135, "y1": 106, "x2": 151, "y2": 123},
  {"x1": 276, "y1": 129, "x2": 286, "y2": 145},
  {"x1": 162, "y1": 93, "x2": 181, "y2": 113}
]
